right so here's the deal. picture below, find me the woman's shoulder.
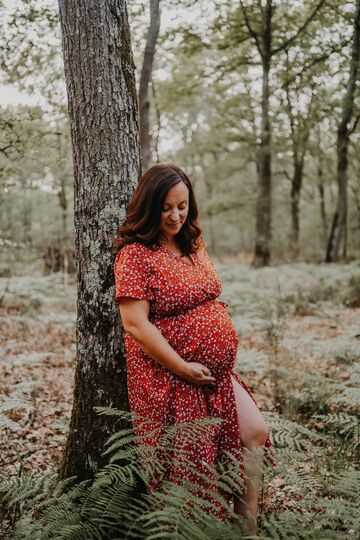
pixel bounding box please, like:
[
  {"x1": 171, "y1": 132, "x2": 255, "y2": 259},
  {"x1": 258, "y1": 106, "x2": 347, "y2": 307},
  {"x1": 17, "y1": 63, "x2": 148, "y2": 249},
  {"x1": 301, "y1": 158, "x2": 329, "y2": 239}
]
[
  {"x1": 196, "y1": 244, "x2": 217, "y2": 268},
  {"x1": 114, "y1": 241, "x2": 154, "y2": 265},
  {"x1": 118, "y1": 241, "x2": 148, "y2": 253},
  {"x1": 196, "y1": 241, "x2": 209, "y2": 257}
]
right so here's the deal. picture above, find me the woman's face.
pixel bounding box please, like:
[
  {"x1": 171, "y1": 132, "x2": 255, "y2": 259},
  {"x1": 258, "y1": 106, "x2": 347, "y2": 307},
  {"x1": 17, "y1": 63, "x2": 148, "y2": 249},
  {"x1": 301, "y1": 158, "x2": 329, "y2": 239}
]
[{"x1": 159, "y1": 181, "x2": 189, "y2": 242}]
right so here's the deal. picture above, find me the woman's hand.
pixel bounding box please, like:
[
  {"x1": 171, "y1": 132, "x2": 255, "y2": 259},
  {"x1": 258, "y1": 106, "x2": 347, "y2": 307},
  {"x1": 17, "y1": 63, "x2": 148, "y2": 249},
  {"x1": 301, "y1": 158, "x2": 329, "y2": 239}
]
[{"x1": 179, "y1": 362, "x2": 216, "y2": 385}]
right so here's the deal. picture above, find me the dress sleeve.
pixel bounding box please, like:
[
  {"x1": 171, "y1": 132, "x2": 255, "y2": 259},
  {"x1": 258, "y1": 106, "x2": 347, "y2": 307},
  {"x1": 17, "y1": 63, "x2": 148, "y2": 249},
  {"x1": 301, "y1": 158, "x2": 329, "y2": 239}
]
[
  {"x1": 114, "y1": 243, "x2": 155, "y2": 303},
  {"x1": 202, "y1": 247, "x2": 218, "y2": 273}
]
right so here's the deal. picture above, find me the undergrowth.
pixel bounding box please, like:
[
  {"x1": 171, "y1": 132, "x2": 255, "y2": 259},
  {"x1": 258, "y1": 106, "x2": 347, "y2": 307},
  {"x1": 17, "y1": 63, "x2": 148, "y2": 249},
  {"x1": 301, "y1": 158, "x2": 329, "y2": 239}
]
[
  {"x1": 1, "y1": 406, "x2": 359, "y2": 539},
  {"x1": 1, "y1": 263, "x2": 360, "y2": 538}
]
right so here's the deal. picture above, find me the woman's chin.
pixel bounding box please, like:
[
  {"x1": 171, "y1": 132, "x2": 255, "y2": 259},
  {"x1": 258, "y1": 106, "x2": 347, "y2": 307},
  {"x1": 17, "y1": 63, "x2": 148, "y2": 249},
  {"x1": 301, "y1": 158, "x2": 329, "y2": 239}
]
[{"x1": 167, "y1": 225, "x2": 182, "y2": 234}]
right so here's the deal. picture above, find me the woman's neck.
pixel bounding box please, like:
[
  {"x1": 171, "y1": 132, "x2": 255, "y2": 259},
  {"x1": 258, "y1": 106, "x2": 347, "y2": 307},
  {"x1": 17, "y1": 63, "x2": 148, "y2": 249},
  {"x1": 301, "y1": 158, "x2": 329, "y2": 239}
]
[
  {"x1": 159, "y1": 236, "x2": 182, "y2": 255},
  {"x1": 159, "y1": 235, "x2": 177, "y2": 248}
]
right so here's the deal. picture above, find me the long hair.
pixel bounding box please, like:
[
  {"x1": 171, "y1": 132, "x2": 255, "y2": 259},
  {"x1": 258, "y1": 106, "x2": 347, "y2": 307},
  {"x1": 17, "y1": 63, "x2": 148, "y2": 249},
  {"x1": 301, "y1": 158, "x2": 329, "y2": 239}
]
[{"x1": 113, "y1": 163, "x2": 204, "y2": 255}]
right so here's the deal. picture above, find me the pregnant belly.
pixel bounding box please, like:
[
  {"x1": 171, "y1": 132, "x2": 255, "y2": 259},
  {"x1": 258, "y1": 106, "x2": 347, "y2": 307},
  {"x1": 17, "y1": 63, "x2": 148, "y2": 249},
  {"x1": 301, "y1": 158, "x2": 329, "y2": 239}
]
[{"x1": 156, "y1": 301, "x2": 239, "y2": 377}]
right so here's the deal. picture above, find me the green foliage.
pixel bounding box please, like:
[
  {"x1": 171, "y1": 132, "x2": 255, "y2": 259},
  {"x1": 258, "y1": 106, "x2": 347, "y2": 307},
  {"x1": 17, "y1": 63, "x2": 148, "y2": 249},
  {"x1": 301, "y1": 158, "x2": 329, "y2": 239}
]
[
  {"x1": 2, "y1": 0, "x2": 360, "y2": 260},
  {"x1": 1, "y1": 405, "x2": 359, "y2": 539},
  {"x1": 314, "y1": 412, "x2": 359, "y2": 454},
  {"x1": 1, "y1": 410, "x2": 248, "y2": 539},
  {"x1": 267, "y1": 414, "x2": 325, "y2": 452}
]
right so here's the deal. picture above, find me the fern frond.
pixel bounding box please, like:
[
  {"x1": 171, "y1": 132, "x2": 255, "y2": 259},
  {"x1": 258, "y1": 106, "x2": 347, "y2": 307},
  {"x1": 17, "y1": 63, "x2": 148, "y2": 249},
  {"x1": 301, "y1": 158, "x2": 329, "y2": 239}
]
[{"x1": 267, "y1": 414, "x2": 325, "y2": 450}]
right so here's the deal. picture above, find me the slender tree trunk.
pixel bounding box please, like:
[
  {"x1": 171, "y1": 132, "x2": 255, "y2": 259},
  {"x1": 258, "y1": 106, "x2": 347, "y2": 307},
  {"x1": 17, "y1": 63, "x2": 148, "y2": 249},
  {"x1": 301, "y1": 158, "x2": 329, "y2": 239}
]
[
  {"x1": 151, "y1": 77, "x2": 161, "y2": 162},
  {"x1": 56, "y1": 130, "x2": 68, "y2": 241},
  {"x1": 23, "y1": 188, "x2": 32, "y2": 246},
  {"x1": 326, "y1": 0, "x2": 360, "y2": 262},
  {"x1": 254, "y1": 1, "x2": 272, "y2": 267},
  {"x1": 205, "y1": 151, "x2": 219, "y2": 255},
  {"x1": 57, "y1": 177, "x2": 67, "y2": 241},
  {"x1": 317, "y1": 130, "x2": 327, "y2": 246},
  {"x1": 139, "y1": 0, "x2": 161, "y2": 170},
  {"x1": 290, "y1": 161, "x2": 304, "y2": 257},
  {"x1": 5, "y1": 193, "x2": 14, "y2": 242},
  {"x1": 284, "y1": 57, "x2": 314, "y2": 260},
  {"x1": 318, "y1": 184, "x2": 327, "y2": 243},
  {"x1": 58, "y1": 0, "x2": 141, "y2": 481},
  {"x1": 240, "y1": 0, "x2": 324, "y2": 265}
]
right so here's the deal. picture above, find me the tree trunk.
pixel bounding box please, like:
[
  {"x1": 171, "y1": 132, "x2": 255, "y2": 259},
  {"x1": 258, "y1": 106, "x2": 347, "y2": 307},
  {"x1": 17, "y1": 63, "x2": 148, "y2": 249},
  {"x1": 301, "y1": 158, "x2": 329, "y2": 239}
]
[
  {"x1": 58, "y1": 0, "x2": 141, "y2": 482},
  {"x1": 326, "y1": 0, "x2": 360, "y2": 262},
  {"x1": 253, "y1": 1, "x2": 272, "y2": 267},
  {"x1": 57, "y1": 176, "x2": 68, "y2": 241},
  {"x1": 151, "y1": 77, "x2": 162, "y2": 163},
  {"x1": 56, "y1": 129, "x2": 68, "y2": 241},
  {"x1": 139, "y1": 0, "x2": 161, "y2": 170},
  {"x1": 284, "y1": 55, "x2": 314, "y2": 260},
  {"x1": 290, "y1": 160, "x2": 304, "y2": 258},
  {"x1": 318, "y1": 184, "x2": 327, "y2": 243},
  {"x1": 317, "y1": 130, "x2": 327, "y2": 246},
  {"x1": 23, "y1": 188, "x2": 32, "y2": 246}
]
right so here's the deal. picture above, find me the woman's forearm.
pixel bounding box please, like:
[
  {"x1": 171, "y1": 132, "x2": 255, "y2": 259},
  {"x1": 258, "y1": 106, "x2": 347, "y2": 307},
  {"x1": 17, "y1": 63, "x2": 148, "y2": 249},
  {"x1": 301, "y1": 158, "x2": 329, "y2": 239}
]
[{"x1": 125, "y1": 320, "x2": 190, "y2": 378}]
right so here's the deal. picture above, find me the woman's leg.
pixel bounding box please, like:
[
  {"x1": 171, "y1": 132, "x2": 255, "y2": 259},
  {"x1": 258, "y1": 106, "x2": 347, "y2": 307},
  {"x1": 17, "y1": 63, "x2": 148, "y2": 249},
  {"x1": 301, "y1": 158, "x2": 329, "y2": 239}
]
[{"x1": 230, "y1": 374, "x2": 269, "y2": 533}]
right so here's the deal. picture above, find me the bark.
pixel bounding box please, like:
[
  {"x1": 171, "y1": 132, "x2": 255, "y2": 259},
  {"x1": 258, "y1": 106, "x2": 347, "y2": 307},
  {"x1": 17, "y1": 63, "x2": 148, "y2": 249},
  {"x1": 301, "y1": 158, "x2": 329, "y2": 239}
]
[
  {"x1": 139, "y1": 0, "x2": 161, "y2": 170},
  {"x1": 23, "y1": 188, "x2": 32, "y2": 246},
  {"x1": 318, "y1": 184, "x2": 327, "y2": 243},
  {"x1": 326, "y1": 0, "x2": 360, "y2": 262},
  {"x1": 58, "y1": 0, "x2": 141, "y2": 481},
  {"x1": 55, "y1": 130, "x2": 68, "y2": 241},
  {"x1": 253, "y1": 0, "x2": 272, "y2": 267},
  {"x1": 290, "y1": 161, "x2": 304, "y2": 257},
  {"x1": 317, "y1": 132, "x2": 327, "y2": 246},
  {"x1": 57, "y1": 175, "x2": 67, "y2": 241},
  {"x1": 151, "y1": 77, "x2": 161, "y2": 162}
]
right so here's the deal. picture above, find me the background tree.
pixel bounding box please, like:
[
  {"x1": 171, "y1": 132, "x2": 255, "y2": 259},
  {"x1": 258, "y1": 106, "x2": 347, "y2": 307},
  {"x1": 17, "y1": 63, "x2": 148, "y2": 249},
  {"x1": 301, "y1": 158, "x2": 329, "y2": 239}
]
[
  {"x1": 58, "y1": 0, "x2": 140, "y2": 481},
  {"x1": 0, "y1": 105, "x2": 74, "y2": 247},
  {"x1": 139, "y1": 0, "x2": 161, "y2": 169},
  {"x1": 1, "y1": 0, "x2": 360, "y2": 266},
  {"x1": 326, "y1": 0, "x2": 360, "y2": 262},
  {"x1": 238, "y1": 0, "x2": 327, "y2": 266}
]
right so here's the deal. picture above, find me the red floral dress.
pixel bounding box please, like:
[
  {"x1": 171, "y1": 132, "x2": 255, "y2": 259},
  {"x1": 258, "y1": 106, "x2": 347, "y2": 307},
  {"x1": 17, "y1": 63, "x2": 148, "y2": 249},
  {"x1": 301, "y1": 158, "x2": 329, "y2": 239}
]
[{"x1": 114, "y1": 241, "x2": 272, "y2": 517}]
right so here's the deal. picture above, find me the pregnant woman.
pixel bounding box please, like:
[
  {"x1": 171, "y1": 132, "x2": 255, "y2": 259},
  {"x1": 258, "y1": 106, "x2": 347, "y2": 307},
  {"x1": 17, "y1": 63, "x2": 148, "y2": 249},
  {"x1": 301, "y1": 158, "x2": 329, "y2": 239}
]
[{"x1": 113, "y1": 162, "x2": 272, "y2": 532}]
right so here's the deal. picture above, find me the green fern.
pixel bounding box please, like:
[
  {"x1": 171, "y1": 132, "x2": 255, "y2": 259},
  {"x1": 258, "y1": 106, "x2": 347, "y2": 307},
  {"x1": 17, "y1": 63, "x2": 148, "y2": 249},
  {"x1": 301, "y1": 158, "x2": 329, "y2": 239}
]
[
  {"x1": 265, "y1": 413, "x2": 325, "y2": 451},
  {"x1": 2, "y1": 408, "x2": 359, "y2": 539},
  {"x1": 314, "y1": 413, "x2": 359, "y2": 448}
]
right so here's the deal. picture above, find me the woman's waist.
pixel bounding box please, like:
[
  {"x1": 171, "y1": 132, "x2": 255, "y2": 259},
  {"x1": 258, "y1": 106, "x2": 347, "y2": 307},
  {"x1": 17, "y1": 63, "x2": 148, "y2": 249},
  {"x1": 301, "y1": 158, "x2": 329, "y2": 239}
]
[
  {"x1": 149, "y1": 299, "x2": 237, "y2": 353},
  {"x1": 150, "y1": 299, "x2": 228, "y2": 322}
]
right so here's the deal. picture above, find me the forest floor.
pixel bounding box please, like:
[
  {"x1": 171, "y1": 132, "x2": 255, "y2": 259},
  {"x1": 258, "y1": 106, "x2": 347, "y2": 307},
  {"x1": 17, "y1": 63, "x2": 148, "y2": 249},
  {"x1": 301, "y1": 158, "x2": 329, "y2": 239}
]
[{"x1": 1, "y1": 255, "x2": 359, "y2": 536}]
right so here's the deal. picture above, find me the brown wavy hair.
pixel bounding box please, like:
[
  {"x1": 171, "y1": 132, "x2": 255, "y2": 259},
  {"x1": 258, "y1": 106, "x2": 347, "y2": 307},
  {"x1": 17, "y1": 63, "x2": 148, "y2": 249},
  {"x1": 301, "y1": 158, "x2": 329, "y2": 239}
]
[{"x1": 113, "y1": 162, "x2": 204, "y2": 255}]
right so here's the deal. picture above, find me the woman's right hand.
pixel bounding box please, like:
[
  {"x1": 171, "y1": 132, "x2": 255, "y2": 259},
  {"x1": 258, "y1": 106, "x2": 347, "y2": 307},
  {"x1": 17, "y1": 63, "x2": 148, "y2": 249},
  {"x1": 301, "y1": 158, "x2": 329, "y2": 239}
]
[{"x1": 179, "y1": 362, "x2": 216, "y2": 385}]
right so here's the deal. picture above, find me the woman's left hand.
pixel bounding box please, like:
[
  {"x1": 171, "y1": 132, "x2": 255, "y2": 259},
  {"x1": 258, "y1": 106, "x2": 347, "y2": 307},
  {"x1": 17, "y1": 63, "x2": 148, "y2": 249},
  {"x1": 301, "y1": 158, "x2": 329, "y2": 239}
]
[{"x1": 178, "y1": 362, "x2": 216, "y2": 385}]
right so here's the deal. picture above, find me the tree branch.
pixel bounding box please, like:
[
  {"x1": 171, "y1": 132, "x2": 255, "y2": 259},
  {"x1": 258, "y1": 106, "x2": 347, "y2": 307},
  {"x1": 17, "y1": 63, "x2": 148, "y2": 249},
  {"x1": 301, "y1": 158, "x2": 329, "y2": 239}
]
[
  {"x1": 349, "y1": 113, "x2": 360, "y2": 135},
  {"x1": 239, "y1": 0, "x2": 263, "y2": 57},
  {"x1": 280, "y1": 38, "x2": 351, "y2": 88},
  {"x1": 272, "y1": 0, "x2": 326, "y2": 55}
]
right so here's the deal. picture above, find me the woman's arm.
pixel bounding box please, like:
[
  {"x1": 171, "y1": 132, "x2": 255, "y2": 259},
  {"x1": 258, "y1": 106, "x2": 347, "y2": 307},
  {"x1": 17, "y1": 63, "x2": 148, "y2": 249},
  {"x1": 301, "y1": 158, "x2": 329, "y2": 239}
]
[{"x1": 118, "y1": 297, "x2": 215, "y2": 385}]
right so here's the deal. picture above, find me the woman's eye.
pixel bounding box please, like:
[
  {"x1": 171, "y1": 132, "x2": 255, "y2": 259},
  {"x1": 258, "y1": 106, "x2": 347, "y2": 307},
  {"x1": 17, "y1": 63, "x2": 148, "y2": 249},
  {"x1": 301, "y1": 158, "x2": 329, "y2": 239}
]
[{"x1": 162, "y1": 205, "x2": 187, "y2": 212}]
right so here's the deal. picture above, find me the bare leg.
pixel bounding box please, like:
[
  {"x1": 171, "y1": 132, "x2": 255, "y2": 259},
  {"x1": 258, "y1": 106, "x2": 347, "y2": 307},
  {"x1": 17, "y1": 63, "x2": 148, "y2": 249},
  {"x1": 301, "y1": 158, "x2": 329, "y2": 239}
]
[{"x1": 230, "y1": 374, "x2": 269, "y2": 534}]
